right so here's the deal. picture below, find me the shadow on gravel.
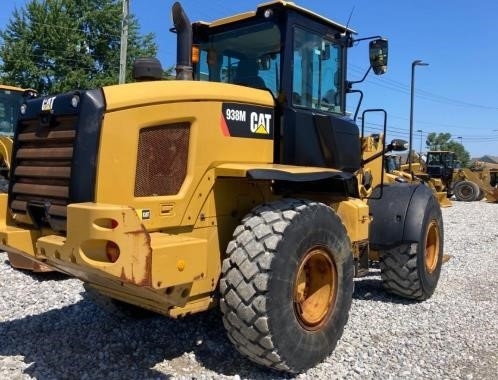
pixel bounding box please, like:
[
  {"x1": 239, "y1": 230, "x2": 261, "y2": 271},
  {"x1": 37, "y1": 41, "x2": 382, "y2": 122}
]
[
  {"x1": 0, "y1": 292, "x2": 292, "y2": 379},
  {"x1": 353, "y1": 274, "x2": 418, "y2": 305},
  {"x1": 2, "y1": 258, "x2": 68, "y2": 282}
]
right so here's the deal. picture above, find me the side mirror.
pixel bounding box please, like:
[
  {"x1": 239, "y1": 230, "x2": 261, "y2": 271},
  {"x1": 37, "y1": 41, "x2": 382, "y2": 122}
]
[
  {"x1": 369, "y1": 38, "x2": 388, "y2": 75},
  {"x1": 388, "y1": 139, "x2": 408, "y2": 152}
]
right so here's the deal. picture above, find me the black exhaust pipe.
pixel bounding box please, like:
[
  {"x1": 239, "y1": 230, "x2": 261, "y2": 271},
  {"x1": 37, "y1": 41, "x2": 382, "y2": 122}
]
[{"x1": 172, "y1": 2, "x2": 193, "y2": 80}]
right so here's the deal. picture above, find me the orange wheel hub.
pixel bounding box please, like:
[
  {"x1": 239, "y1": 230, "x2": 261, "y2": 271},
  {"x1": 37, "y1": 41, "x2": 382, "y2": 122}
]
[
  {"x1": 425, "y1": 220, "x2": 440, "y2": 273},
  {"x1": 293, "y1": 247, "x2": 337, "y2": 330}
]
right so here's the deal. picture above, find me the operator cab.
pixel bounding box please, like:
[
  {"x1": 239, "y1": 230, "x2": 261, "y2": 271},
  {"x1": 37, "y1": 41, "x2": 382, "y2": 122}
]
[
  {"x1": 0, "y1": 86, "x2": 37, "y2": 135},
  {"x1": 188, "y1": 1, "x2": 387, "y2": 174},
  {"x1": 426, "y1": 151, "x2": 457, "y2": 181}
]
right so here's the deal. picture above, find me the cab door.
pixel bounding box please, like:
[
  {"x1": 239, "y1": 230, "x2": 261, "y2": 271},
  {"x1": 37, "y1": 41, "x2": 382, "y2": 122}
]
[{"x1": 279, "y1": 25, "x2": 360, "y2": 172}]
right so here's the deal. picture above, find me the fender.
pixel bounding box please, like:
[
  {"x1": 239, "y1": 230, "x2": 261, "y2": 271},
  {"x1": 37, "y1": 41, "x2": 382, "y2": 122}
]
[
  {"x1": 214, "y1": 163, "x2": 359, "y2": 197},
  {"x1": 368, "y1": 183, "x2": 435, "y2": 249}
]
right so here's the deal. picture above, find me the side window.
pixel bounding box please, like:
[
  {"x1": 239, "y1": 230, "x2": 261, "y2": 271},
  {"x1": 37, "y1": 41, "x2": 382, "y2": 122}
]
[
  {"x1": 199, "y1": 50, "x2": 280, "y2": 97},
  {"x1": 198, "y1": 50, "x2": 239, "y2": 83},
  {"x1": 292, "y1": 27, "x2": 342, "y2": 113}
]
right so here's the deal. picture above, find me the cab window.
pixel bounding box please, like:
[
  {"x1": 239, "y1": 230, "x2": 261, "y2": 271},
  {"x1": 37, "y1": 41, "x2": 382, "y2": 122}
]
[
  {"x1": 292, "y1": 27, "x2": 343, "y2": 113},
  {"x1": 196, "y1": 23, "x2": 281, "y2": 97}
]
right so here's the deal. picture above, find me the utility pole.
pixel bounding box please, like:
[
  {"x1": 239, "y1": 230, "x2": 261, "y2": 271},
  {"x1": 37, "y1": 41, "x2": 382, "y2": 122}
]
[
  {"x1": 119, "y1": 0, "x2": 129, "y2": 84},
  {"x1": 408, "y1": 60, "x2": 428, "y2": 174},
  {"x1": 417, "y1": 129, "x2": 423, "y2": 156}
]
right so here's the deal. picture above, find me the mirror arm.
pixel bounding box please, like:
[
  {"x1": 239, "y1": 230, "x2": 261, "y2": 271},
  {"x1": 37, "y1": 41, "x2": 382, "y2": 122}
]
[
  {"x1": 348, "y1": 65, "x2": 372, "y2": 87},
  {"x1": 352, "y1": 35, "x2": 384, "y2": 44},
  {"x1": 347, "y1": 88, "x2": 364, "y2": 123}
]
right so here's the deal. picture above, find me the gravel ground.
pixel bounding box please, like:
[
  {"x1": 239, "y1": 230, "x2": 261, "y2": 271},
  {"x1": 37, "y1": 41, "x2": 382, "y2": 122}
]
[{"x1": 1, "y1": 200, "x2": 497, "y2": 379}]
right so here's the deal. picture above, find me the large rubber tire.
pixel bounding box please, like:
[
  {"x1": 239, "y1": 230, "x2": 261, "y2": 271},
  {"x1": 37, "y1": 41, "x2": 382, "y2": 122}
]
[
  {"x1": 453, "y1": 180, "x2": 479, "y2": 202},
  {"x1": 220, "y1": 199, "x2": 354, "y2": 373},
  {"x1": 379, "y1": 195, "x2": 443, "y2": 300}
]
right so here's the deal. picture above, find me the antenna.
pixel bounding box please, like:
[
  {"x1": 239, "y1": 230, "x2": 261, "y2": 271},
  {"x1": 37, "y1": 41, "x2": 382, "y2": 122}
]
[
  {"x1": 336, "y1": 6, "x2": 355, "y2": 45},
  {"x1": 344, "y1": 6, "x2": 355, "y2": 34}
]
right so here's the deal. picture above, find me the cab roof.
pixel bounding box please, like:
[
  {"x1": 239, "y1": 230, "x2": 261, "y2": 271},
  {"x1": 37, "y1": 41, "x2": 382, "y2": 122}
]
[{"x1": 197, "y1": 0, "x2": 356, "y2": 34}]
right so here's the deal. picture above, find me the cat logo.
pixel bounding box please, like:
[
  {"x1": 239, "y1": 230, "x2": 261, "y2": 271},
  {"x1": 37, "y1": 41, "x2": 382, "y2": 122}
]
[
  {"x1": 250, "y1": 112, "x2": 272, "y2": 135},
  {"x1": 41, "y1": 96, "x2": 56, "y2": 111},
  {"x1": 141, "y1": 209, "x2": 151, "y2": 220},
  {"x1": 221, "y1": 102, "x2": 274, "y2": 140}
]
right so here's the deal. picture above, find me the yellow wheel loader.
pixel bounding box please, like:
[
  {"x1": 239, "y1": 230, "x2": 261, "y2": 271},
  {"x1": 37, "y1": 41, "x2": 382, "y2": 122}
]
[
  {"x1": 422, "y1": 151, "x2": 497, "y2": 202},
  {"x1": 0, "y1": 1, "x2": 444, "y2": 373},
  {"x1": 0, "y1": 85, "x2": 37, "y2": 182},
  {"x1": 0, "y1": 85, "x2": 47, "y2": 271}
]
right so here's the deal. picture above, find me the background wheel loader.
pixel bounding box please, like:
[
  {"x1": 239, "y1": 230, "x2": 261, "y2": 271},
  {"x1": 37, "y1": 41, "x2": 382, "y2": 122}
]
[
  {"x1": 0, "y1": 85, "x2": 48, "y2": 271},
  {"x1": 415, "y1": 151, "x2": 497, "y2": 203},
  {"x1": 0, "y1": 85, "x2": 37, "y2": 185},
  {"x1": 0, "y1": 1, "x2": 444, "y2": 373}
]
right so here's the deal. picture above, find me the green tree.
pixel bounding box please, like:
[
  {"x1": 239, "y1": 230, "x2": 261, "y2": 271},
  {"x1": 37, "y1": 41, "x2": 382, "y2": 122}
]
[
  {"x1": 426, "y1": 132, "x2": 471, "y2": 167},
  {"x1": 0, "y1": 0, "x2": 159, "y2": 94}
]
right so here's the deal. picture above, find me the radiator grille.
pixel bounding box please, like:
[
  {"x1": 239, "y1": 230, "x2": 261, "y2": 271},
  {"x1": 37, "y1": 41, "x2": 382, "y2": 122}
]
[
  {"x1": 135, "y1": 123, "x2": 189, "y2": 197},
  {"x1": 10, "y1": 115, "x2": 76, "y2": 230}
]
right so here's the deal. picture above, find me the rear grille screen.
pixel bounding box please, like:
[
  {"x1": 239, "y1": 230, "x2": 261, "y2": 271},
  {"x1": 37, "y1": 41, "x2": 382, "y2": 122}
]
[
  {"x1": 134, "y1": 123, "x2": 189, "y2": 197},
  {"x1": 10, "y1": 116, "x2": 76, "y2": 230}
]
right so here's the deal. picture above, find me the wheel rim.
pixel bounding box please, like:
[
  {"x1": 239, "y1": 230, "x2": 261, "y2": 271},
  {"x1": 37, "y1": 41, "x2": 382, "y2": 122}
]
[
  {"x1": 293, "y1": 247, "x2": 337, "y2": 330},
  {"x1": 425, "y1": 220, "x2": 440, "y2": 273},
  {"x1": 460, "y1": 184, "x2": 472, "y2": 198}
]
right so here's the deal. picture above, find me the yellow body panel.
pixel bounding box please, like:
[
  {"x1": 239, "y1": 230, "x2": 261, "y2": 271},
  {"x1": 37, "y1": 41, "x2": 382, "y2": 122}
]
[
  {"x1": 102, "y1": 80, "x2": 274, "y2": 111},
  {"x1": 0, "y1": 196, "x2": 40, "y2": 257},
  {"x1": 0, "y1": 84, "x2": 27, "y2": 92},
  {"x1": 96, "y1": 83, "x2": 275, "y2": 232},
  {"x1": 0, "y1": 136, "x2": 12, "y2": 169},
  {"x1": 335, "y1": 198, "x2": 370, "y2": 243}
]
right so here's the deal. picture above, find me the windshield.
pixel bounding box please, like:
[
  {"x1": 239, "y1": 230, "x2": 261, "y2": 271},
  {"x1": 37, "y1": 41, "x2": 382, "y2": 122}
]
[
  {"x1": 0, "y1": 89, "x2": 23, "y2": 135},
  {"x1": 427, "y1": 152, "x2": 455, "y2": 168},
  {"x1": 195, "y1": 22, "x2": 281, "y2": 97}
]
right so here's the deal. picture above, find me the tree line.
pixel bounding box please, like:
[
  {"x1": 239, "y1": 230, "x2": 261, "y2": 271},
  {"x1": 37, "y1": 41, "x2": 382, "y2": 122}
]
[{"x1": 0, "y1": 0, "x2": 173, "y2": 95}]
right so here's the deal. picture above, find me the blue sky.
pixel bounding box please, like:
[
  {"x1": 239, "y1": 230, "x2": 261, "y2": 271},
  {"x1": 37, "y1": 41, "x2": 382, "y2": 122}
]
[{"x1": 2, "y1": 0, "x2": 498, "y2": 157}]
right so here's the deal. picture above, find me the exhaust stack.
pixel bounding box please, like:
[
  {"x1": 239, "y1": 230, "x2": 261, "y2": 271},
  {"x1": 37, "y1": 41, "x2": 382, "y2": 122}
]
[{"x1": 172, "y1": 2, "x2": 193, "y2": 80}]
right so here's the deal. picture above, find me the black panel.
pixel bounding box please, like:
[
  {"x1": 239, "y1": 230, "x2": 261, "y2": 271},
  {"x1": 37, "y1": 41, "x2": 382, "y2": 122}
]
[
  {"x1": 70, "y1": 89, "x2": 105, "y2": 202},
  {"x1": 248, "y1": 168, "x2": 353, "y2": 182},
  {"x1": 280, "y1": 108, "x2": 360, "y2": 172},
  {"x1": 247, "y1": 168, "x2": 358, "y2": 197},
  {"x1": 313, "y1": 114, "x2": 361, "y2": 172}
]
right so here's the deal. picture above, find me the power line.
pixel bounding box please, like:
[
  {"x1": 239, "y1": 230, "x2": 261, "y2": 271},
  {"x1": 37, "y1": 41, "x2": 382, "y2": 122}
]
[{"x1": 349, "y1": 64, "x2": 498, "y2": 111}]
